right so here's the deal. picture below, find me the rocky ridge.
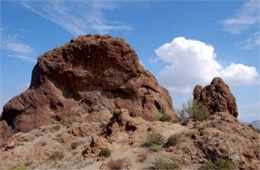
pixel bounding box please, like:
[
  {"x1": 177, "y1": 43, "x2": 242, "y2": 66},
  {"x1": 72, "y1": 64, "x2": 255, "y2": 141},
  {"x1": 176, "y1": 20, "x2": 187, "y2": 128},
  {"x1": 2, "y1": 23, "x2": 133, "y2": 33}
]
[
  {"x1": 193, "y1": 77, "x2": 238, "y2": 117},
  {"x1": 0, "y1": 34, "x2": 177, "y2": 146},
  {"x1": 0, "y1": 35, "x2": 259, "y2": 170}
]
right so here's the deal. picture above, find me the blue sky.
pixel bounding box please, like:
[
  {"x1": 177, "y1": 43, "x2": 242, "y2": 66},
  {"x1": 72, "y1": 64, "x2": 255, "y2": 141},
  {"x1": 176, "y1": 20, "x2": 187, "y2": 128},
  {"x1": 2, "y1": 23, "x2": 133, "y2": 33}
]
[{"x1": 1, "y1": 0, "x2": 259, "y2": 122}]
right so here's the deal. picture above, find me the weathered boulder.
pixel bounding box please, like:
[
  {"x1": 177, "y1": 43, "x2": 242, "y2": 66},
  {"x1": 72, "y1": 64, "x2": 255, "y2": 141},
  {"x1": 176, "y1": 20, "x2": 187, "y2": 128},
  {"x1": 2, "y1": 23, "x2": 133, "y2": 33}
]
[
  {"x1": 193, "y1": 77, "x2": 238, "y2": 117},
  {"x1": 0, "y1": 34, "x2": 177, "y2": 146},
  {"x1": 102, "y1": 109, "x2": 143, "y2": 137},
  {"x1": 0, "y1": 121, "x2": 12, "y2": 147},
  {"x1": 82, "y1": 136, "x2": 109, "y2": 157}
]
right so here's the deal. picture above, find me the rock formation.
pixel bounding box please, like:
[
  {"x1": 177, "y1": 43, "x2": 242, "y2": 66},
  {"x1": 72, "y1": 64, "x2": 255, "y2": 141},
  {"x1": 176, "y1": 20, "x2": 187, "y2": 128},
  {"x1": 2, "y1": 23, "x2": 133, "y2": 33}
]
[
  {"x1": 193, "y1": 77, "x2": 238, "y2": 117},
  {"x1": 0, "y1": 34, "x2": 177, "y2": 146}
]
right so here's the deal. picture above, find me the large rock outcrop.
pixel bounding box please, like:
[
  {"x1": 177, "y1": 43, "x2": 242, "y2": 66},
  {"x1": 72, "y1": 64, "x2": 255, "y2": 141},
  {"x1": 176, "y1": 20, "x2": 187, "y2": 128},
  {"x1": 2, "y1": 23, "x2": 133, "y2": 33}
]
[
  {"x1": 0, "y1": 34, "x2": 177, "y2": 145},
  {"x1": 193, "y1": 77, "x2": 238, "y2": 117}
]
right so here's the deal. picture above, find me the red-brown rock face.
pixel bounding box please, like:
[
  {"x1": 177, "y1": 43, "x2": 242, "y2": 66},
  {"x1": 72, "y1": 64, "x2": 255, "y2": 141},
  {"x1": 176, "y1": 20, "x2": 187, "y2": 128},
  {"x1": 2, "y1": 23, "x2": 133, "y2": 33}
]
[
  {"x1": 0, "y1": 35, "x2": 177, "y2": 145},
  {"x1": 193, "y1": 77, "x2": 238, "y2": 117}
]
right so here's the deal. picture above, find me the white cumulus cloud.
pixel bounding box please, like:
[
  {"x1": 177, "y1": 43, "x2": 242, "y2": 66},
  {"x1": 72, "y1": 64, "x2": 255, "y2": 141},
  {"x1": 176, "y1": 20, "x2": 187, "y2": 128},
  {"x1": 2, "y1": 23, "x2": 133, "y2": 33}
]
[{"x1": 155, "y1": 37, "x2": 259, "y2": 95}]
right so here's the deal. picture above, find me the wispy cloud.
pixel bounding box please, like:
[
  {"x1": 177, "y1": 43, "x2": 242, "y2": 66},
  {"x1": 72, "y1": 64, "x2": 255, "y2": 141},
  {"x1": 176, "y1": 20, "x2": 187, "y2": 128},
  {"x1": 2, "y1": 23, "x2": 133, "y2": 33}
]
[
  {"x1": 6, "y1": 42, "x2": 34, "y2": 54},
  {"x1": 222, "y1": 0, "x2": 260, "y2": 34},
  {"x1": 1, "y1": 31, "x2": 36, "y2": 62},
  {"x1": 19, "y1": 0, "x2": 132, "y2": 36},
  {"x1": 240, "y1": 32, "x2": 260, "y2": 50}
]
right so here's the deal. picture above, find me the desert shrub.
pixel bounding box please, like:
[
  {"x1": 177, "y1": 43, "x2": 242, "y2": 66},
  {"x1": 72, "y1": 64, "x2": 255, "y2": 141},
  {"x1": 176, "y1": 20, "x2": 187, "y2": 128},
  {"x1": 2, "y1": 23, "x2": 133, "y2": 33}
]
[
  {"x1": 7, "y1": 163, "x2": 27, "y2": 170},
  {"x1": 192, "y1": 101, "x2": 210, "y2": 121},
  {"x1": 154, "y1": 110, "x2": 162, "y2": 120},
  {"x1": 51, "y1": 125, "x2": 61, "y2": 131},
  {"x1": 164, "y1": 134, "x2": 180, "y2": 147},
  {"x1": 23, "y1": 162, "x2": 32, "y2": 167},
  {"x1": 199, "y1": 161, "x2": 215, "y2": 170},
  {"x1": 176, "y1": 100, "x2": 193, "y2": 121},
  {"x1": 159, "y1": 113, "x2": 171, "y2": 122},
  {"x1": 48, "y1": 151, "x2": 64, "y2": 161},
  {"x1": 153, "y1": 158, "x2": 180, "y2": 170},
  {"x1": 146, "y1": 131, "x2": 165, "y2": 146},
  {"x1": 100, "y1": 122, "x2": 107, "y2": 129},
  {"x1": 150, "y1": 144, "x2": 162, "y2": 152},
  {"x1": 214, "y1": 159, "x2": 235, "y2": 170},
  {"x1": 107, "y1": 159, "x2": 124, "y2": 170},
  {"x1": 199, "y1": 159, "x2": 235, "y2": 170},
  {"x1": 71, "y1": 142, "x2": 80, "y2": 149},
  {"x1": 176, "y1": 100, "x2": 210, "y2": 121},
  {"x1": 98, "y1": 148, "x2": 111, "y2": 157}
]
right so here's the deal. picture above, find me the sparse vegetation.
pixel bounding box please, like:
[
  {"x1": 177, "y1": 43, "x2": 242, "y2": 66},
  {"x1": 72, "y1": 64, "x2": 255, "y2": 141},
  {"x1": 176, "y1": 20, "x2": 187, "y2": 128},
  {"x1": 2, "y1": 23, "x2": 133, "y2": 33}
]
[
  {"x1": 192, "y1": 101, "x2": 210, "y2": 121},
  {"x1": 154, "y1": 109, "x2": 171, "y2": 122},
  {"x1": 153, "y1": 158, "x2": 180, "y2": 170},
  {"x1": 145, "y1": 131, "x2": 165, "y2": 152},
  {"x1": 107, "y1": 159, "x2": 124, "y2": 170},
  {"x1": 199, "y1": 161, "x2": 215, "y2": 170},
  {"x1": 100, "y1": 122, "x2": 107, "y2": 129},
  {"x1": 176, "y1": 99, "x2": 210, "y2": 121},
  {"x1": 98, "y1": 148, "x2": 111, "y2": 157},
  {"x1": 159, "y1": 113, "x2": 171, "y2": 122},
  {"x1": 146, "y1": 131, "x2": 165, "y2": 146},
  {"x1": 164, "y1": 134, "x2": 180, "y2": 147},
  {"x1": 51, "y1": 125, "x2": 61, "y2": 131},
  {"x1": 214, "y1": 159, "x2": 235, "y2": 170},
  {"x1": 48, "y1": 151, "x2": 64, "y2": 161},
  {"x1": 248, "y1": 124, "x2": 260, "y2": 133},
  {"x1": 71, "y1": 142, "x2": 80, "y2": 149},
  {"x1": 199, "y1": 159, "x2": 235, "y2": 170},
  {"x1": 7, "y1": 163, "x2": 27, "y2": 170},
  {"x1": 23, "y1": 162, "x2": 32, "y2": 167},
  {"x1": 150, "y1": 144, "x2": 162, "y2": 152}
]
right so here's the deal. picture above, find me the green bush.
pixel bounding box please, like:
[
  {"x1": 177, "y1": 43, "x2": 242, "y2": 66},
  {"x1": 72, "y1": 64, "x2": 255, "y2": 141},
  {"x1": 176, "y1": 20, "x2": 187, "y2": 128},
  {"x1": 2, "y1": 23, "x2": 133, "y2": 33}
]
[
  {"x1": 150, "y1": 144, "x2": 162, "y2": 152},
  {"x1": 71, "y1": 142, "x2": 80, "y2": 150},
  {"x1": 153, "y1": 158, "x2": 180, "y2": 170},
  {"x1": 48, "y1": 151, "x2": 64, "y2": 161},
  {"x1": 214, "y1": 159, "x2": 235, "y2": 170},
  {"x1": 146, "y1": 131, "x2": 165, "y2": 146},
  {"x1": 7, "y1": 163, "x2": 27, "y2": 170},
  {"x1": 192, "y1": 101, "x2": 210, "y2": 121},
  {"x1": 100, "y1": 122, "x2": 107, "y2": 129},
  {"x1": 98, "y1": 148, "x2": 111, "y2": 157},
  {"x1": 165, "y1": 134, "x2": 180, "y2": 147},
  {"x1": 199, "y1": 159, "x2": 235, "y2": 170},
  {"x1": 176, "y1": 100, "x2": 210, "y2": 121},
  {"x1": 199, "y1": 161, "x2": 215, "y2": 170},
  {"x1": 159, "y1": 114, "x2": 171, "y2": 122}
]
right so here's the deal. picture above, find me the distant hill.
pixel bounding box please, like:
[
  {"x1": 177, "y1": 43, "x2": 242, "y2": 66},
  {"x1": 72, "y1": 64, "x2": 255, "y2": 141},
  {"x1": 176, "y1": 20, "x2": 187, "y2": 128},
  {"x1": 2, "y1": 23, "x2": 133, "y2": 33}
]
[{"x1": 250, "y1": 120, "x2": 260, "y2": 129}]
